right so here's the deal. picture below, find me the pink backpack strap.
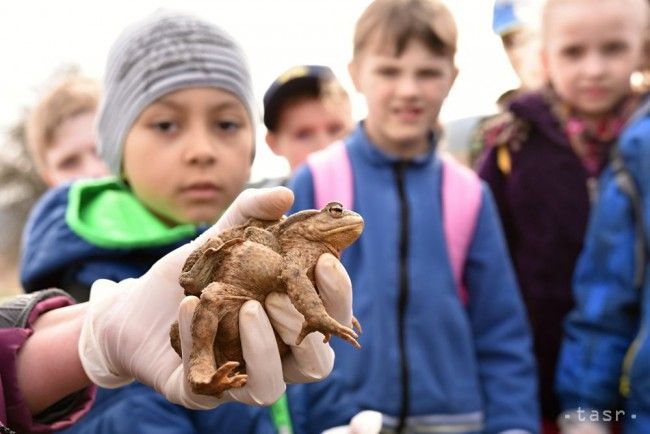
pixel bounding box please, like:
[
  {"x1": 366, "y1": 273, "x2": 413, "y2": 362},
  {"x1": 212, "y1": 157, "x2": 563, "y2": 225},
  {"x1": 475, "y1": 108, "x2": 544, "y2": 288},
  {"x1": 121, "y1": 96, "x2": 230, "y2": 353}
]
[
  {"x1": 306, "y1": 141, "x2": 354, "y2": 210},
  {"x1": 441, "y1": 154, "x2": 483, "y2": 304}
]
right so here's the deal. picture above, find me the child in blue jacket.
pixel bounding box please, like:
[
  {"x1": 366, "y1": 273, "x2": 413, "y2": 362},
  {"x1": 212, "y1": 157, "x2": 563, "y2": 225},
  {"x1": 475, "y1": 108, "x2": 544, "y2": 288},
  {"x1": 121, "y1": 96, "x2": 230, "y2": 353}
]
[
  {"x1": 556, "y1": 102, "x2": 650, "y2": 433},
  {"x1": 285, "y1": 1, "x2": 539, "y2": 433}
]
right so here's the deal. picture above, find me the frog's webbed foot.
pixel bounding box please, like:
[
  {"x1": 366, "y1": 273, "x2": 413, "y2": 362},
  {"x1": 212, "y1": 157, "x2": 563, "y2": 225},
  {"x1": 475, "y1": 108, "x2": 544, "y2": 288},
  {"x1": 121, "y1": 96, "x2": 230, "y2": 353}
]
[
  {"x1": 189, "y1": 361, "x2": 247, "y2": 397},
  {"x1": 296, "y1": 315, "x2": 360, "y2": 349}
]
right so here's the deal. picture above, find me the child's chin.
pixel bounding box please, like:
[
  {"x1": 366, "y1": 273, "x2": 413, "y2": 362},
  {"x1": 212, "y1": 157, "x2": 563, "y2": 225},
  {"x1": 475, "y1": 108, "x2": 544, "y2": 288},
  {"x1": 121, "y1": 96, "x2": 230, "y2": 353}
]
[{"x1": 183, "y1": 209, "x2": 222, "y2": 226}]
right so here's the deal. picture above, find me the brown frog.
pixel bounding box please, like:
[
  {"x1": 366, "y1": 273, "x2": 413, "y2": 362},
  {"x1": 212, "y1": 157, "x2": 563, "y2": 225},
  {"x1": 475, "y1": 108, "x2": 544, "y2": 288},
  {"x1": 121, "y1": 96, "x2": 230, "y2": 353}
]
[{"x1": 170, "y1": 202, "x2": 364, "y2": 397}]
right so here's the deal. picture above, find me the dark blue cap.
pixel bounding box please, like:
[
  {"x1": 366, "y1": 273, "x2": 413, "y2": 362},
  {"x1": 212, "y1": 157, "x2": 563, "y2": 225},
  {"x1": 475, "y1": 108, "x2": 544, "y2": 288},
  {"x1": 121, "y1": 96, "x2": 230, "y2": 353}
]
[{"x1": 263, "y1": 65, "x2": 335, "y2": 131}]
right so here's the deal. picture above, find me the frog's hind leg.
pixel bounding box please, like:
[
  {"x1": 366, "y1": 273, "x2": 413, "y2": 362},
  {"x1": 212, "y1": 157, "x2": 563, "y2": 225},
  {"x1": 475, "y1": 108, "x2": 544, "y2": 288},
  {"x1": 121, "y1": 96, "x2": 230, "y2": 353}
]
[{"x1": 188, "y1": 282, "x2": 249, "y2": 397}]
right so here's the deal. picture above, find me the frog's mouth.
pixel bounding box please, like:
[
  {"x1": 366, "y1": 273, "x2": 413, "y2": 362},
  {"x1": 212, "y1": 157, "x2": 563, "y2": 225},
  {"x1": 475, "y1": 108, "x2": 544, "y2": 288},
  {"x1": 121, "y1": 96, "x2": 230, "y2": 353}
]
[{"x1": 322, "y1": 222, "x2": 364, "y2": 236}]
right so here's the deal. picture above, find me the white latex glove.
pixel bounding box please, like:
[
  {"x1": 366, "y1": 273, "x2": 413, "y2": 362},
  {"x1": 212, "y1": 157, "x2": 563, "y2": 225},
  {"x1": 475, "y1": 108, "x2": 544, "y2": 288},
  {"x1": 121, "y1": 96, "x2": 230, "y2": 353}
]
[
  {"x1": 558, "y1": 410, "x2": 611, "y2": 434},
  {"x1": 78, "y1": 187, "x2": 354, "y2": 409},
  {"x1": 321, "y1": 410, "x2": 383, "y2": 434}
]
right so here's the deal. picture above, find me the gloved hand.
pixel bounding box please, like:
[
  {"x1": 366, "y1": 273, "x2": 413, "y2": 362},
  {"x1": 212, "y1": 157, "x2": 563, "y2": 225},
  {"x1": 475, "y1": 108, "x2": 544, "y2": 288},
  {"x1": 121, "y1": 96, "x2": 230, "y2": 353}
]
[
  {"x1": 558, "y1": 410, "x2": 611, "y2": 434},
  {"x1": 78, "y1": 187, "x2": 354, "y2": 409}
]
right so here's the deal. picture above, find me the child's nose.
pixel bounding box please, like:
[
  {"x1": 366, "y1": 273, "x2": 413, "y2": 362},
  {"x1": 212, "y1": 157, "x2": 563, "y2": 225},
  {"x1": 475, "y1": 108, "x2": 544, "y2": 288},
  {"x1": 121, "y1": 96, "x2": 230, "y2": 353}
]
[
  {"x1": 185, "y1": 129, "x2": 218, "y2": 166},
  {"x1": 395, "y1": 75, "x2": 419, "y2": 97},
  {"x1": 583, "y1": 53, "x2": 606, "y2": 77},
  {"x1": 313, "y1": 131, "x2": 336, "y2": 150}
]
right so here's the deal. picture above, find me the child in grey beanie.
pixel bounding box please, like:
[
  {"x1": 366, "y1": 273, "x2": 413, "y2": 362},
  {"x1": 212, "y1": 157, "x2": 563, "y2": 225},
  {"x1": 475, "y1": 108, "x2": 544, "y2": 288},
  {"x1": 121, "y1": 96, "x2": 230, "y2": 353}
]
[
  {"x1": 98, "y1": 11, "x2": 257, "y2": 175},
  {"x1": 20, "y1": 9, "x2": 275, "y2": 434}
]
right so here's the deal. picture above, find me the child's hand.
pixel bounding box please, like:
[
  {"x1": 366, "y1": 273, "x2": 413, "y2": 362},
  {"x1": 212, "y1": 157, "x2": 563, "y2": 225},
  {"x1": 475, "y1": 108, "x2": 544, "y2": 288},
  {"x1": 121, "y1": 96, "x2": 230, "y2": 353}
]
[
  {"x1": 558, "y1": 410, "x2": 611, "y2": 434},
  {"x1": 78, "y1": 187, "x2": 353, "y2": 409}
]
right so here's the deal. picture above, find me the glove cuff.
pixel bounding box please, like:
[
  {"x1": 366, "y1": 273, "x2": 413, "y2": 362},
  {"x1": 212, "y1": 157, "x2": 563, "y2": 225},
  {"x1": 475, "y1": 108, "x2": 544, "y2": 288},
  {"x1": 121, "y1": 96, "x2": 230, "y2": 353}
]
[{"x1": 78, "y1": 279, "x2": 134, "y2": 388}]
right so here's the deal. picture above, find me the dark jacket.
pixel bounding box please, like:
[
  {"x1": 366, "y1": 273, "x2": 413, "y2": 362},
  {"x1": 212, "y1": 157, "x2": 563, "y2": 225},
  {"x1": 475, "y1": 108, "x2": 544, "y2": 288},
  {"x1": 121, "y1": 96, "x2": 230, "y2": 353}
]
[{"x1": 477, "y1": 91, "x2": 597, "y2": 419}]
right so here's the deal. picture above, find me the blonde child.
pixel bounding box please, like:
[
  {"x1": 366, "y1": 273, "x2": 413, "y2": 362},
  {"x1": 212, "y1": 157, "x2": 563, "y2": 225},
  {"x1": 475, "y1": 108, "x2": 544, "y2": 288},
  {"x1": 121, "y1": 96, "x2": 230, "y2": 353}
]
[
  {"x1": 476, "y1": 0, "x2": 649, "y2": 430},
  {"x1": 262, "y1": 64, "x2": 353, "y2": 185},
  {"x1": 287, "y1": 1, "x2": 539, "y2": 432},
  {"x1": 26, "y1": 73, "x2": 108, "y2": 187}
]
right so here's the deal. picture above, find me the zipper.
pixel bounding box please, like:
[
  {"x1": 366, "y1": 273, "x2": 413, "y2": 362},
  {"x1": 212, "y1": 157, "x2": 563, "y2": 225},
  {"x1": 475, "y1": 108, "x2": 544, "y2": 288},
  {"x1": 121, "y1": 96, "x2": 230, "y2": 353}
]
[
  {"x1": 620, "y1": 325, "x2": 647, "y2": 397},
  {"x1": 394, "y1": 161, "x2": 411, "y2": 434}
]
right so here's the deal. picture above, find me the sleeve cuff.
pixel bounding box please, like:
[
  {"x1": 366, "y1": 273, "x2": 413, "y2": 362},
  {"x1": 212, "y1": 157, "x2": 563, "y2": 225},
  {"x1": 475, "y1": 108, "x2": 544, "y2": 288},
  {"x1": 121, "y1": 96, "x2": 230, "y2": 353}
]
[{"x1": 0, "y1": 289, "x2": 97, "y2": 433}]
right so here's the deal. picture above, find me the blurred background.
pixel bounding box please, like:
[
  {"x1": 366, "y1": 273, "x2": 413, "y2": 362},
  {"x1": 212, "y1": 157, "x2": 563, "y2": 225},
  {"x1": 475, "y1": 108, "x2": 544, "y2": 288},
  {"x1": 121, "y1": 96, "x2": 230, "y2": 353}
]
[{"x1": 0, "y1": 0, "x2": 520, "y2": 180}]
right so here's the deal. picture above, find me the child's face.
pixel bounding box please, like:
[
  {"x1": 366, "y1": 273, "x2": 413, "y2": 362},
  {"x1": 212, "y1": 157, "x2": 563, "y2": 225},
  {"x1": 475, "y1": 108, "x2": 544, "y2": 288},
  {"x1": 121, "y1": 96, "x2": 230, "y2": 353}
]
[
  {"x1": 44, "y1": 111, "x2": 109, "y2": 187},
  {"x1": 501, "y1": 28, "x2": 546, "y2": 90},
  {"x1": 266, "y1": 98, "x2": 352, "y2": 171},
  {"x1": 122, "y1": 87, "x2": 253, "y2": 225},
  {"x1": 349, "y1": 38, "x2": 457, "y2": 158},
  {"x1": 542, "y1": 0, "x2": 644, "y2": 118}
]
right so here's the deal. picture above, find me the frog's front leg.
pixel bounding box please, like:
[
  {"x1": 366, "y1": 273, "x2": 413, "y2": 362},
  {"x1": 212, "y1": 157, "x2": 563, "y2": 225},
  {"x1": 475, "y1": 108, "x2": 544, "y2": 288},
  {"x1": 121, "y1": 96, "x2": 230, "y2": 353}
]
[
  {"x1": 280, "y1": 262, "x2": 359, "y2": 348},
  {"x1": 179, "y1": 237, "x2": 224, "y2": 296}
]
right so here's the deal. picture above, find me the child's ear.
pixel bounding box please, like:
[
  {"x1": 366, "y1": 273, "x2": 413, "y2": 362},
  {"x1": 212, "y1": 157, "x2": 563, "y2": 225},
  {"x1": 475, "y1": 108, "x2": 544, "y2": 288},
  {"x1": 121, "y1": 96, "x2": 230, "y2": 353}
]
[
  {"x1": 265, "y1": 131, "x2": 281, "y2": 156},
  {"x1": 348, "y1": 60, "x2": 362, "y2": 92}
]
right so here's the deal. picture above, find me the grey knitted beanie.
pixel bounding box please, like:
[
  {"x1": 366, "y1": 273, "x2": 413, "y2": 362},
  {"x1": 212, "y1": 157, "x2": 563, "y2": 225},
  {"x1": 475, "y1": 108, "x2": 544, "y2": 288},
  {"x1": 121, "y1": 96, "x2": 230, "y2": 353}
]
[{"x1": 97, "y1": 11, "x2": 257, "y2": 175}]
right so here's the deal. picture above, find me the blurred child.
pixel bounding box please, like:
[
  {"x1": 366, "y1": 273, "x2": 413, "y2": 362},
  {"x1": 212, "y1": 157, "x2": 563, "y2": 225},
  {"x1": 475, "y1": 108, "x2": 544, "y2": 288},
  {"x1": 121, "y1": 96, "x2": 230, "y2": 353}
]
[
  {"x1": 256, "y1": 64, "x2": 353, "y2": 187},
  {"x1": 26, "y1": 73, "x2": 109, "y2": 187},
  {"x1": 286, "y1": 0, "x2": 539, "y2": 432},
  {"x1": 19, "y1": 11, "x2": 273, "y2": 434},
  {"x1": 476, "y1": 0, "x2": 649, "y2": 430},
  {"x1": 445, "y1": 0, "x2": 547, "y2": 166},
  {"x1": 493, "y1": 0, "x2": 546, "y2": 103},
  {"x1": 555, "y1": 107, "x2": 650, "y2": 434}
]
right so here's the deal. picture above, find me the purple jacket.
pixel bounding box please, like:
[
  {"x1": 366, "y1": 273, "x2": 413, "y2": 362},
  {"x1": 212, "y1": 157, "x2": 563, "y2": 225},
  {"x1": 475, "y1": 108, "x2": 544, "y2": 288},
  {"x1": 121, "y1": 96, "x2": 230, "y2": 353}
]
[
  {"x1": 0, "y1": 290, "x2": 95, "y2": 433},
  {"x1": 477, "y1": 91, "x2": 593, "y2": 419}
]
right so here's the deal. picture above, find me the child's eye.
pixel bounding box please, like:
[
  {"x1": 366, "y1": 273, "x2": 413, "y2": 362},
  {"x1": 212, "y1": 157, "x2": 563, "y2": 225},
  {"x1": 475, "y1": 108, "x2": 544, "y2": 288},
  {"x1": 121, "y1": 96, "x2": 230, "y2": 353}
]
[
  {"x1": 58, "y1": 155, "x2": 80, "y2": 170},
  {"x1": 327, "y1": 123, "x2": 345, "y2": 137},
  {"x1": 377, "y1": 67, "x2": 399, "y2": 77},
  {"x1": 151, "y1": 121, "x2": 178, "y2": 134},
  {"x1": 602, "y1": 41, "x2": 628, "y2": 56},
  {"x1": 295, "y1": 128, "x2": 314, "y2": 141},
  {"x1": 418, "y1": 69, "x2": 442, "y2": 79},
  {"x1": 561, "y1": 46, "x2": 584, "y2": 59},
  {"x1": 215, "y1": 120, "x2": 241, "y2": 132}
]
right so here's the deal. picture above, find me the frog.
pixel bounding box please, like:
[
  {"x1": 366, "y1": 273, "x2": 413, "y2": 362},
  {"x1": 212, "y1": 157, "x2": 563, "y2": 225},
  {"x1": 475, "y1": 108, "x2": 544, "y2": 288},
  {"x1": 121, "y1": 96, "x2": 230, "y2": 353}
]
[{"x1": 170, "y1": 202, "x2": 364, "y2": 397}]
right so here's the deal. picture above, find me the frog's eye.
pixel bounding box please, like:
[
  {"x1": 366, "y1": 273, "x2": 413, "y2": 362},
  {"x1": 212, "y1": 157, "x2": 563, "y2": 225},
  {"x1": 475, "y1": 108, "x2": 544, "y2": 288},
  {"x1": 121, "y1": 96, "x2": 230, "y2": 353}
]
[{"x1": 327, "y1": 202, "x2": 344, "y2": 217}]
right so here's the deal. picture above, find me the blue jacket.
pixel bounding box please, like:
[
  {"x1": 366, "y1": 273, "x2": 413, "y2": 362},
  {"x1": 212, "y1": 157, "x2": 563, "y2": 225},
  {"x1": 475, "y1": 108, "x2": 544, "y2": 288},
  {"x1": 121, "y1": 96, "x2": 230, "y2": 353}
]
[
  {"x1": 286, "y1": 124, "x2": 539, "y2": 434},
  {"x1": 556, "y1": 115, "x2": 650, "y2": 433},
  {"x1": 20, "y1": 178, "x2": 275, "y2": 434}
]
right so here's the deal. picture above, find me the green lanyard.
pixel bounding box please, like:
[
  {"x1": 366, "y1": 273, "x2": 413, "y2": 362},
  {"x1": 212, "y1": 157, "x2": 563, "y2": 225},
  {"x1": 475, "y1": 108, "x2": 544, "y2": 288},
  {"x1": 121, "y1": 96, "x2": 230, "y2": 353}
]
[{"x1": 270, "y1": 393, "x2": 293, "y2": 434}]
